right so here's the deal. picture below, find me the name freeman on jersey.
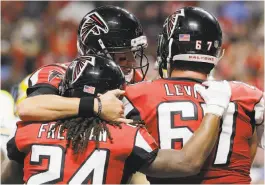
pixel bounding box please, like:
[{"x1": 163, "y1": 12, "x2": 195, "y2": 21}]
[
  {"x1": 164, "y1": 84, "x2": 200, "y2": 99},
  {"x1": 37, "y1": 123, "x2": 107, "y2": 142}
]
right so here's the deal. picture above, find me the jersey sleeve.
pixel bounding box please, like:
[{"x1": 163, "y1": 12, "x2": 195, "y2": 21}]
[
  {"x1": 133, "y1": 70, "x2": 144, "y2": 83},
  {"x1": 27, "y1": 64, "x2": 66, "y2": 96},
  {"x1": 230, "y1": 81, "x2": 264, "y2": 125},
  {"x1": 7, "y1": 137, "x2": 25, "y2": 164},
  {"x1": 124, "y1": 127, "x2": 158, "y2": 174},
  {"x1": 256, "y1": 93, "x2": 265, "y2": 149},
  {"x1": 122, "y1": 97, "x2": 141, "y2": 120},
  {"x1": 124, "y1": 81, "x2": 152, "y2": 120},
  {"x1": 253, "y1": 94, "x2": 264, "y2": 125}
]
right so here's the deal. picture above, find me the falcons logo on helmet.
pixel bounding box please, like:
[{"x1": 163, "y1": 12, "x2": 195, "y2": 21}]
[
  {"x1": 71, "y1": 56, "x2": 95, "y2": 84},
  {"x1": 80, "y1": 12, "x2": 109, "y2": 43},
  {"x1": 166, "y1": 9, "x2": 185, "y2": 39},
  {"x1": 48, "y1": 70, "x2": 63, "y2": 82}
]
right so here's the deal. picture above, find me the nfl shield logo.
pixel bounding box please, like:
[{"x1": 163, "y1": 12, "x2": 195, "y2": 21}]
[{"x1": 83, "y1": 85, "x2": 95, "y2": 94}]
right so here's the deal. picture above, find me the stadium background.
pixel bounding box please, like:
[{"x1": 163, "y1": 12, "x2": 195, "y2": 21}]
[{"x1": 1, "y1": 1, "x2": 264, "y2": 183}]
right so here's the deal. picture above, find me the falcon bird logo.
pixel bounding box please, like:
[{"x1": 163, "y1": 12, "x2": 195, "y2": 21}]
[
  {"x1": 165, "y1": 9, "x2": 185, "y2": 39},
  {"x1": 48, "y1": 70, "x2": 63, "y2": 82},
  {"x1": 72, "y1": 56, "x2": 95, "y2": 84},
  {"x1": 80, "y1": 12, "x2": 109, "y2": 43}
]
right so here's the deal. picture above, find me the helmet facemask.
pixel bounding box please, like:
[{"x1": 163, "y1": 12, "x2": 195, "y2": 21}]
[
  {"x1": 78, "y1": 35, "x2": 149, "y2": 84},
  {"x1": 110, "y1": 43, "x2": 149, "y2": 84},
  {"x1": 100, "y1": 35, "x2": 149, "y2": 84}
]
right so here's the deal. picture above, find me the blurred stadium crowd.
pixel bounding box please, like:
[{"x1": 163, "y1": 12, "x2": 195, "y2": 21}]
[{"x1": 1, "y1": 1, "x2": 264, "y2": 183}]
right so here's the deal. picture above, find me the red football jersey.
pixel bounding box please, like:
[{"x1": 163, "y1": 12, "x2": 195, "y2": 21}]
[
  {"x1": 134, "y1": 70, "x2": 145, "y2": 83},
  {"x1": 124, "y1": 78, "x2": 264, "y2": 184},
  {"x1": 11, "y1": 121, "x2": 158, "y2": 184}
]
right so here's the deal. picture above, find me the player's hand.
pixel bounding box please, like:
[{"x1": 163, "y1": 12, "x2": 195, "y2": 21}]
[
  {"x1": 95, "y1": 89, "x2": 127, "y2": 122},
  {"x1": 195, "y1": 80, "x2": 231, "y2": 117}
]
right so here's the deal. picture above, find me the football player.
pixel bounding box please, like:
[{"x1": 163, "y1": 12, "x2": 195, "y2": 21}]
[
  {"x1": 17, "y1": 6, "x2": 148, "y2": 123},
  {"x1": 2, "y1": 55, "x2": 231, "y2": 184},
  {"x1": 124, "y1": 7, "x2": 264, "y2": 184},
  {"x1": 0, "y1": 90, "x2": 16, "y2": 163}
]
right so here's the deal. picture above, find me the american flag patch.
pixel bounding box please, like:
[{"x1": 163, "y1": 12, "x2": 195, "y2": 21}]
[
  {"x1": 179, "y1": 34, "x2": 190, "y2": 41},
  {"x1": 83, "y1": 85, "x2": 95, "y2": 94}
]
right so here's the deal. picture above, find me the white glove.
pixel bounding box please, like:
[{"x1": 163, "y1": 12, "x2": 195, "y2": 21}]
[{"x1": 194, "y1": 80, "x2": 231, "y2": 116}]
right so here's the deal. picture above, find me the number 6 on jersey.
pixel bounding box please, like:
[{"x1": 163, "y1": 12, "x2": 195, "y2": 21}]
[{"x1": 157, "y1": 101, "x2": 236, "y2": 165}]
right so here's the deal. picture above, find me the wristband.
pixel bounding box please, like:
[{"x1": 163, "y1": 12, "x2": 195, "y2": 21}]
[
  {"x1": 95, "y1": 97, "x2": 102, "y2": 117},
  {"x1": 78, "y1": 96, "x2": 94, "y2": 117}
]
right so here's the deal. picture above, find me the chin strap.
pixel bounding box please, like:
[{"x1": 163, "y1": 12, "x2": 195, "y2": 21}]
[
  {"x1": 217, "y1": 49, "x2": 225, "y2": 64},
  {"x1": 158, "y1": 61, "x2": 165, "y2": 78}
]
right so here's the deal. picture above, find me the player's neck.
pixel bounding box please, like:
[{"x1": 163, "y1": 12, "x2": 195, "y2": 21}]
[{"x1": 170, "y1": 70, "x2": 207, "y2": 80}]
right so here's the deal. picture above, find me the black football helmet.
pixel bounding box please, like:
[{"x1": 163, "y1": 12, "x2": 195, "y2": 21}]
[
  {"x1": 77, "y1": 6, "x2": 149, "y2": 83},
  {"x1": 157, "y1": 7, "x2": 223, "y2": 78},
  {"x1": 60, "y1": 55, "x2": 125, "y2": 98}
]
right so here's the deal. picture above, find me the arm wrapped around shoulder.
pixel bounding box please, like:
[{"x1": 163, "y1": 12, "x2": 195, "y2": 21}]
[{"x1": 195, "y1": 80, "x2": 231, "y2": 117}]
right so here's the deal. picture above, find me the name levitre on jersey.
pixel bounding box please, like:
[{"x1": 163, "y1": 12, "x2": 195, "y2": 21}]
[{"x1": 164, "y1": 83, "x2": 200, "y2": 99}]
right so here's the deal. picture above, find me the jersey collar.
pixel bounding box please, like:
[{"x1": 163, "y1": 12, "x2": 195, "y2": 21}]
[{"x1": 164, "y1": 77, "x2": 204, "y2": 84}]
